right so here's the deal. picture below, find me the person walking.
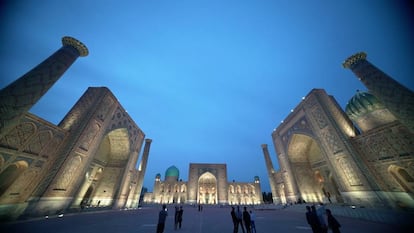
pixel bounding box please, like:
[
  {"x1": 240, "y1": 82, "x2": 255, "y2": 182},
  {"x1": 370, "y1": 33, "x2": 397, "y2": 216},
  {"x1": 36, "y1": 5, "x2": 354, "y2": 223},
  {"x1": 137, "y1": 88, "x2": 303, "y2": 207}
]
[
  {"x1": 310, "y1": 205, "x2": 321, "y2": 233},
  {"x1": 249, "y1": 210, "x2": 256, "y2": 233},
  {"x1": 174, "y1": 206, "x2": 179, "y2": 230},
  {"x1": 326, "y1": 209, "x2": 341, "y2": 233},
  {"x1": 177, "y1": 206, "x2": 184, "y2": 229},
  {"x1": 231, "y1": 206, "x2": 238, "y2": 233},
  {"x1": 243, "y1": 207, "x2": 251, "y2": 233},
  {"x1": 156, "y1": 204, "x2": 168, "y2": 233},
  {"x1": 236, "y1": 206, "x2": 246, "y2": 233}
]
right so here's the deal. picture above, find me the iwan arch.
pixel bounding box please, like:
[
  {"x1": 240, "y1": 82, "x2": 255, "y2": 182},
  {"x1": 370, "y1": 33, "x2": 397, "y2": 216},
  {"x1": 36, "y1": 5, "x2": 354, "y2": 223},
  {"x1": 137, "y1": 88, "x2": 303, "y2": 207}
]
[
  {"x1": 263, "y1": 53, "x2": 414, "y2": 209},
  {"x1": 0, "y1": 37, "x2": 152, "y2": 220}
]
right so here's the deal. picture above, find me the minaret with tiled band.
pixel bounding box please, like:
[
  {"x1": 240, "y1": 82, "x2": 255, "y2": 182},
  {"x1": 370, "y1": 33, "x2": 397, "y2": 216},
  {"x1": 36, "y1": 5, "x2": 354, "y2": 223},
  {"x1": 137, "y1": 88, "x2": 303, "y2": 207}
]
[
  {"x1": 343, "y1": 52, "x2": 414, "y2": 133},
  {"x1": 261, "y1": 144, "x2": 278, "y2": 203},
  {"x1": 0, "y1": 36, "x2": 88, "y2": 139}
]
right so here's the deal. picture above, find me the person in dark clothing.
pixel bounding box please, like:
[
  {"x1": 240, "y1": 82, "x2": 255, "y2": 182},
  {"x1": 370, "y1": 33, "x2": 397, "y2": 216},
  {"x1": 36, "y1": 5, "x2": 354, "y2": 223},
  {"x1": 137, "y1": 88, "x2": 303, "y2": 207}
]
[
  {"x1": 174, "y1": 206, "x2": 179, "y2": 230},
  {"x1": 326, "y1": 209, "x2": 341, "y2": 233},
  {"x1": 156, "y1": 204, "x2": 168, "y2": 233},
  {"x1": 177, "y1": 206, "x2": 183, "y2": 229},
  {"x1": 236, "y1": 206, "x2": 245, "y2": 233},
  {"x1": 308, "y1": 205, "x2": 321, "y2": 233},
  {"x1": 243, "y1": 207, "x2": 251, "y2": 233},
  {"x1": 231, "y1": 206, "x2": 238, "y2": 233}
]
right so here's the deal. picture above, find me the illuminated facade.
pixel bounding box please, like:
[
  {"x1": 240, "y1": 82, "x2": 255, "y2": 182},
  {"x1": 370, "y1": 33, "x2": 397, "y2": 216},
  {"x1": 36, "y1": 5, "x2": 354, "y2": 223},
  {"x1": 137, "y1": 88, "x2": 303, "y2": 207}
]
[
  {"x1": 0, "y1": 37, "x2": 150, "y2": 220},
  {"x1": 143, "y1": 163, "x2": 263, "y2": 205},
  {"x1": 263, "y1": 53, "x2": 414, "y2": 209}
]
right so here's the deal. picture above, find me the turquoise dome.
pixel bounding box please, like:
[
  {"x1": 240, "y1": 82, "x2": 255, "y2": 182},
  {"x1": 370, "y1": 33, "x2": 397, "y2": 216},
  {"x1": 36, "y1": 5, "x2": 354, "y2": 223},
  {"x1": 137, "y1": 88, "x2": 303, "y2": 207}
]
[
  {"x1": 345, "y1": 91, "x2": 384, "y2": 120},
  {"x1": 165, "y1": 166, "x2": 179, "y2": 178}
]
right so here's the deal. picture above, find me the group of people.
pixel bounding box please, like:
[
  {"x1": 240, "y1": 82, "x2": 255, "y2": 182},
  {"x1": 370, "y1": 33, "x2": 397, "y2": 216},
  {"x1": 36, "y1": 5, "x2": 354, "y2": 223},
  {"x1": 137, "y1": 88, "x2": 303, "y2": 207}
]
[
  {"x1": 156, "y1": 204, "x2": 184, "y2": 233},
  {"x1": 174, "y1": 206, "x2": 184, "y2": 230},
  {"x1": 230, "y1": 206, "x2": 257, "y2": 233},
  {"x1": 156, "y1": 203, "x2": 341, "y2": 233},
  {"x1": 305, "y1": 204, "x2": 341, "y2": 233}
]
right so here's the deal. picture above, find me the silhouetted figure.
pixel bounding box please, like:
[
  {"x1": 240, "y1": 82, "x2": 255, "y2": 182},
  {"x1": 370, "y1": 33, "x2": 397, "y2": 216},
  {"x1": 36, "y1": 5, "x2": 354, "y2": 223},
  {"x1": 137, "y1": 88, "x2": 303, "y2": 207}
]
[
  {"x1": 326, "y1": 209, "x2": 341, "y2": 233},
  {"x1": 243, "y1": 207, "x2": 251, "y2": 233},
  {"x1": 327, "y1": 192, "x2": 332, "y2": 203},
  {"x1": 236, "y1": 206, "x2": 245, "y2": 233},
  {"x1": 174, "y1": 206, "x2": 179, "y2": 230},
  {"x1": 309, "y1": 205, "x2": 321, "y2": 233},
  {"x1": 177, "y1": 206, "x2": 183, "y2": 229},
  {"x1": 156, "y1": 204, "x2": 168, "y2": 233},
  {"x1": 231, "y1": 206, "x2": 238, "y2": 233}
]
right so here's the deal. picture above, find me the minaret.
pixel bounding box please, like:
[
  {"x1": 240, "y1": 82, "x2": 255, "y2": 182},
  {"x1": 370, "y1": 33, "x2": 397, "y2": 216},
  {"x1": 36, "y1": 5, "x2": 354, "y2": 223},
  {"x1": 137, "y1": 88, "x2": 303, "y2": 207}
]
[
  {"x1": 343, "y1": 52, "x2": 414, "y2": 133},
  {"x1": 261, "y1": 144, "x2": 278, "y2": 202},
  {"x1": 131, "y1": 138, "x2": 152, "y2": 207},
  {"x1": 0, "y1": 36, "x2": 88, "y2": 138}
]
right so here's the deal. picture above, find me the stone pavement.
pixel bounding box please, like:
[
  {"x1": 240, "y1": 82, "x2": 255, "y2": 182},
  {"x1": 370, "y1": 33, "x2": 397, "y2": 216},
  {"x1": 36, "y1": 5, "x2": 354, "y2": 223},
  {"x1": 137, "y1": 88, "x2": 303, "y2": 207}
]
[{"x1": 0, "y1": 204, "x2": 413, "y2": 233}]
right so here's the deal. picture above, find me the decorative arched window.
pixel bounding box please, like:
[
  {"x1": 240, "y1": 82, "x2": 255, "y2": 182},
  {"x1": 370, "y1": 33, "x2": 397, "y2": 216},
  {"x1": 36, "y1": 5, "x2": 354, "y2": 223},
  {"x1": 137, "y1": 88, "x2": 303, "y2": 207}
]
[
  {"x1": 388, "y1": 165, "x2": 414, "y2": 193},
  {"x1": 0, "y1": 160, "x2": 29, "y2": 196}
]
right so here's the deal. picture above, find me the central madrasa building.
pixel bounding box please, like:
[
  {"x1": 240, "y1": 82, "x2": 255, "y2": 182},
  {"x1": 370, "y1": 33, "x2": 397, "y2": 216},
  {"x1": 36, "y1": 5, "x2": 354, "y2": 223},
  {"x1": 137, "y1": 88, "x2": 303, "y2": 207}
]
[{"x1": 143, "y1": 164, "x2": 263, "y2": 205}]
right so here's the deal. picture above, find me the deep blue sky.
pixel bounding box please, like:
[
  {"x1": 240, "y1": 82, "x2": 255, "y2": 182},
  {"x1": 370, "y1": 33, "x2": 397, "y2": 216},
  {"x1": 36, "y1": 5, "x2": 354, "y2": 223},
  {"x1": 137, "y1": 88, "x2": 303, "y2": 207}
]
[{"x1": 1, "y1": 1, "x2": 413, "y2": 192}]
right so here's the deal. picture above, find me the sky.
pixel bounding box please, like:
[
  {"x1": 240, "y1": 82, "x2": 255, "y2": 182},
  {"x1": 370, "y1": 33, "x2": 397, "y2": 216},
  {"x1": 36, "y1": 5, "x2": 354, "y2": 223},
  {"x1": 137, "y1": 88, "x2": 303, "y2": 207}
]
[{"x1": 1, "y1": 0, "x2": 413, "y2": 193}]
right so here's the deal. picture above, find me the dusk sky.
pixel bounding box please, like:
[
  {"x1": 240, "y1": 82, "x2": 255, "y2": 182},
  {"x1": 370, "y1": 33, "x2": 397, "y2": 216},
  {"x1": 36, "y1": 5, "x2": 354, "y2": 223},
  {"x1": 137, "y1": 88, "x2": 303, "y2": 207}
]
[{"x1": 1, "y1": 1, "x2": 413, "y2": 192}]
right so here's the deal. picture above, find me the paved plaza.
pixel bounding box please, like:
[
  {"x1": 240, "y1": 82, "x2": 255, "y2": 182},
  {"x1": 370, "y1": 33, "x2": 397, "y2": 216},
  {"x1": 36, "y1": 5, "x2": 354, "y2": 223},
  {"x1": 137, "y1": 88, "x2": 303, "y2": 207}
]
[{"x1": 0, "y1": 205, "x2": 412, "y2": 233}]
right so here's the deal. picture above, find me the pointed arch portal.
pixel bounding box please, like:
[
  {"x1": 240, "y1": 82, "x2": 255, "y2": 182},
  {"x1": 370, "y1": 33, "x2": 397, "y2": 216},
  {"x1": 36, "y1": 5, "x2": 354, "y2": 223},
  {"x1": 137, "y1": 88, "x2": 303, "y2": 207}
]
[
  {"x1": 287, "y1": 133, "x2": 342, "y2": 203},
  {"x1": 197, "y1": 172, "x2": 217, "y2": 204}
]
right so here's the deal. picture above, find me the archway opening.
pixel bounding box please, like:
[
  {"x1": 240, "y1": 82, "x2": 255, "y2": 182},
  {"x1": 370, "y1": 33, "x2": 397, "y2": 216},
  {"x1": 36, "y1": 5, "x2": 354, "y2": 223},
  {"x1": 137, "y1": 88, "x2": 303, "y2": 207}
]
[
  {"x1": 73, "y1": 128, "x2": 131, "y2": 208},
  {"x1": 197, "y1": 172, "x2": 217, "y2": 204},
  {"x1": 288, "y1": 133, "x2": 341, "y2": 203},
  {"x1": 0, "y1": 161, "x2": 28, "y2": 197},
  {"x1": 388, "y1": 165, "x2": 414, "y2": 194},
  {"x1": 80, "y1": 186, "x2": 94, "y2": 208}
]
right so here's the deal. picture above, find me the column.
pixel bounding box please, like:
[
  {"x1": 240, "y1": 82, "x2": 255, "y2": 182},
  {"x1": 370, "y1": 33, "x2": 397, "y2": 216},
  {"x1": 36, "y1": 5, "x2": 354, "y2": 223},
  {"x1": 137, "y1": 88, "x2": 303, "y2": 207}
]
[
  {"x1": 343, "y1": 52, "x2": 414, "y2": 133},
  {"x1": 261, "y1": 144, "x2": 278, "y2": 202},
  {"x1": 0, "y1": 36, "x2": 88, "y2": 138},
  {"x1": 131, "y1": 138, "x2": 152, "y2": 207}
]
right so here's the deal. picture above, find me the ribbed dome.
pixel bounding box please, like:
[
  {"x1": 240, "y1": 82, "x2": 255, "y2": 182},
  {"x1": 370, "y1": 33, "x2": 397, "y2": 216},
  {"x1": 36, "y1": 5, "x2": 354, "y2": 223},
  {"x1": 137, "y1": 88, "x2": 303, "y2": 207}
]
[
  {"x1": 345, "y1": 91, "x2": 384, "y2": 120},
  {"x1": 345, "y1": 90, "x2": 396, "y2": 132},
  {"x1": 165, "y1": 166, "x2": 179, "y2": 178}
]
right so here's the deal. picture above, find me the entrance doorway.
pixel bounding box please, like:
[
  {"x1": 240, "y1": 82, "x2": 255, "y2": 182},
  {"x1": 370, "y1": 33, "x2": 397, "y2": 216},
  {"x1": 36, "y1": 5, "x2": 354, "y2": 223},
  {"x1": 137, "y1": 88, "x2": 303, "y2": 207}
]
[{"x1": 197, "y1": 172, "x2": 217, "y2": 204}]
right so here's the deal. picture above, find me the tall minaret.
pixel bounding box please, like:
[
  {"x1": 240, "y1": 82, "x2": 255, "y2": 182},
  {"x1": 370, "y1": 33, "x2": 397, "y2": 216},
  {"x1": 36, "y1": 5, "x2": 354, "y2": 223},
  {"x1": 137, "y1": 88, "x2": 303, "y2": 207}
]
[
  {"x1": 131, "y1": 138, "x2": 152, "y2": 207},
  {"x1": 0, "y1": 36, "x2": 88, "y2": 138},
  {"x1": 343, "y1": 52, "x2": 414, "y2": 133},
  {"x1": 261, "y1": 144, "x2": 278, "y2": 202}
]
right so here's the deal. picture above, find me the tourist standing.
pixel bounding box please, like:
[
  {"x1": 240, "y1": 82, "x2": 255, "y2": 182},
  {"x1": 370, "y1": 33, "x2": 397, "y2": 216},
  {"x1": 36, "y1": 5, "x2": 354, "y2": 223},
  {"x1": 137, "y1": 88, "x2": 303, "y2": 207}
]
[
  {"x1": 243, "y1": 207, "x2": 251, "y2": 233},
  {"x1": 236, "y1": 206, "x2": 245, "y2": 233},
  {"x1": 156, "y1": 204, "x2": 168, "y2": 233},
  {"x1": 310, "y1": 205, "x2": 321, "y2": 233},
  {"x1": 249, "y1": 210, "x2": 256, "y2": 233},
  {"x1": 231, "y1": 207, "x2": 238, "y2": 233},
  {"x1": 317, "y1": 203, "x2": 328, "y2": 233},
  {"x1": 177, "y1": 206, "x2": 184, "y2": 229},
  {"x1": 326, "y1": 209, "x2": 341, "y2": 233},
  {"x1": 174, "y1": 206, "x2": 179, "y2": 230}
]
